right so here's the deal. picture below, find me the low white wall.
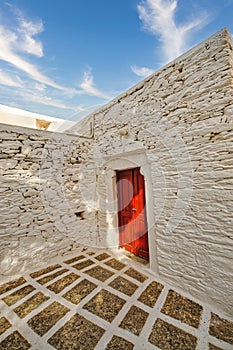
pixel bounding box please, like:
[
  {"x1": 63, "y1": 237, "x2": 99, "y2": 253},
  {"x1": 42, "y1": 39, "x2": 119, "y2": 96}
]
[
  {"x1": 0, "y1": 124, "x2": 96, "y2": 278},
  {"x1": 0, "y1": 104, "x2": 76, "y2": 132}
]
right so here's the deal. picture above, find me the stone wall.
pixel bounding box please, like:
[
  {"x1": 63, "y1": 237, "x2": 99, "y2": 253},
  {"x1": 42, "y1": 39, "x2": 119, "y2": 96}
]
[
  {"x1": 0, "y1": 124, "x2": 96, "y2": 278},
  {"x1": 70, "y1": 28, "x2": 233, "y2": 317},
  {"x1": 1, "y1": 28, "x2": 232, "y2": 318}
]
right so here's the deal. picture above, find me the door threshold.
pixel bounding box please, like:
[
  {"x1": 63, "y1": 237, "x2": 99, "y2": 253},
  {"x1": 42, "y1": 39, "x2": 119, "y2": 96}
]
[{"x1": 123, "y1": 250, "x2": 149, "y2": 266}]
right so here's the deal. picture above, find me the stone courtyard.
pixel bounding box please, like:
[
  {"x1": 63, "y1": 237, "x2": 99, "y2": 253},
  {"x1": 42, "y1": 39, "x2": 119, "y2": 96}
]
[
  {"x1": 1, "y1": 28, "x2": 233, "y2": 350},
  {"x1": 0, "y1": 247, "x2": 232, "y2": 350}
]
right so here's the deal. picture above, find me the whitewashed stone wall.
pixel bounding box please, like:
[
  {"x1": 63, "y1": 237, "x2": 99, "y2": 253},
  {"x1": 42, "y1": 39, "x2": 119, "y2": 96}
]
[
  {"x1": 0, "y1": 124, "x2": 96, "y2": 278},
  {"x1": 71, "y1": 28, "x2": 233, "y2": 317},
  {"x1": 1, "y1": 28, "x2": 232, "y2": 318}
]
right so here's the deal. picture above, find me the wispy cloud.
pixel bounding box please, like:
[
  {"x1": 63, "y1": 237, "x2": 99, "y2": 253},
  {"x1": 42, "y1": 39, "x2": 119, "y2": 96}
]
[
  {"x1": 80, "y1": 68, "x2": 111, "y2": 99},
  {"x1": 0, "y1": 69, "x2": 23, "y2": 87},
  {"x1": 137, "y1": 0, "x2": 208, "y2": 62},
  {"x1": 33, "y1": 83, "x2": 47, "y2": 92},
  {"x1": 131, "y1": 65, "x2": 154, "y2": 77},
  {"x1": 17, "y1": 18, "x2": 44, "y2": 57},
  {"x1": 0, "y1": 23, "x2": 71, "y2": 91},
  {"x1": 0, "y1": 5, "x2": 111, "y2": 116},
  {"x1": 0, "y1": 7, "x2": 82, "y2": 95},
  {"x1": 8, "y1": 3, "x2": 44, "y2": 57},
  {"x1": 23, "y1": 93, "x2": 75, "y2": 110}
]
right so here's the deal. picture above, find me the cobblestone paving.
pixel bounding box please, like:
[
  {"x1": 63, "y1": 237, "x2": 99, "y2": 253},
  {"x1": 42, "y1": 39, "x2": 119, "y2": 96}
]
[{"x1": 0, "y1": 248, "x2": 232, "y2": 350}]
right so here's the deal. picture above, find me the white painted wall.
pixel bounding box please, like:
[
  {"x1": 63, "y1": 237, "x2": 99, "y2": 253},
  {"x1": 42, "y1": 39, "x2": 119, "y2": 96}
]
[
  {"x1": 0, "y1": 124, "x2": 97, "y2": 278},
  {"x1": 70, "y1": 28, "x2": 233, "y2": 317},
  {"x1": 0, "y1": 28, "x2": 232, "y2": 318}
]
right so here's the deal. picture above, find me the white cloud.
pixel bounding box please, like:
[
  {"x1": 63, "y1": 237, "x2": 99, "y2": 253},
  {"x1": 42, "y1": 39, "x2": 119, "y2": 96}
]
[
  {"x1": 5, "y1": 4, "x2": 44, "y2": 57},
  {"x1": 17, "y1": 19, "x2": 44, "y2": 57},
  {"x1": 80, "y1": 69, "x2": 111, "y2": 99},
  {"x1": 137, "y1": 0, "x2": 208, "y2": 62},
  {"x1": 0, "y1": 69, "x2": 23, "y2": 87},
  {"x1": 131, "y1": 65, "x2": 154, "y2": 77},
  {"x1": 33, "y1": 83, "x2": 47, "y2": 92},
  {"x1": 19, "y1": 91, "x2": 76, "y2": 110},
  {"x1": 0, "y1": 24, "x2": 110, "y2": 99},
  {"x1": 0, "y1": 5, "x2": 111, "y2": 117},
  {"x1": 0, "y1": 24, "x2": 70, "y2": 91}
]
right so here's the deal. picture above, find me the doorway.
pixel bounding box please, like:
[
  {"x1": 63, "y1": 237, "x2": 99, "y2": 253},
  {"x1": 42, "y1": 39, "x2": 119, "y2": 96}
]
[{"x1": 117, "y1": 167, "x2": 149, "y2": 260}]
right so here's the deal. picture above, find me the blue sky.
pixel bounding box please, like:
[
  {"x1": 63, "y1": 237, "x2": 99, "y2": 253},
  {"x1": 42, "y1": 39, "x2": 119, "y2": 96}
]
[{"x1": 0, "y1": 0, "x2": 233, "y2": 121}]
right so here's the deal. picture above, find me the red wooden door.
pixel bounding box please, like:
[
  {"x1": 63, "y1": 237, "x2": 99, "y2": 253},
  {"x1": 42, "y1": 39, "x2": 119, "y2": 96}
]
[{"x1": 117, "y1": 168, "x2": 149, "y2": 260}]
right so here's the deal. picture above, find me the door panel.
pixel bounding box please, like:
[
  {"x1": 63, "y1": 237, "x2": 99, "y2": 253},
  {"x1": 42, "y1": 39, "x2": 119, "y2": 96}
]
[{"x1": 117, "y1": 168, "x2": 149, "y2": 260}]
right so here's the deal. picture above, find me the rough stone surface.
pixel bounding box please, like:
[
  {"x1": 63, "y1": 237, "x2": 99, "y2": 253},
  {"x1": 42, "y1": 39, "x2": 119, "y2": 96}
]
[
  {"x1": 70, "y1": 28, "x2": 233, "y2": 317},
  {"x1": 0, "y1": 124, "x2": 96, "y2": 279},
  {"x1": 0, "y1": 28, "x2": 233, "y2": 318}
]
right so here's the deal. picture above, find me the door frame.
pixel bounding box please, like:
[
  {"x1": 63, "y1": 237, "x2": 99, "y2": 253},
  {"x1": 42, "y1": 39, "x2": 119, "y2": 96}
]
[
  {"x1": 117, "y1": 167, "x2": 149, "y2": 260},
  {"x1": 100, "y1": 150, "x2": 158, "y2": 273}
]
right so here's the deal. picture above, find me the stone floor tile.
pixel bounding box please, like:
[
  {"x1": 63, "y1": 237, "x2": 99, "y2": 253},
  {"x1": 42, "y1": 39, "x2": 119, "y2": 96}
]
[
  {"x1": 27, "y1": 301, "x2": 70, "y2": 336},
  {"x1": 148, "y1": 318, "x2": 197, "y2": 350},
  {"x1": 109, "y1": 276, "x2": 138, "y2": 296},
  {"x1": 0, "y1": 317, "x2": 11, "y2": 335},
  {"x1": 72, "y1": 259, "x2": 94, "y2": 270},
  {"x1": 209, "y1": 312, "x2": 233, "y2": 345},
  {"x1": 104, "y1": 258, "x2": 126, "y2": 271},
  {"x1": 2, "y1": 285, "x2": 35, "y2": 306},
  {"x1": 94, "y1": 253, "x2": 111, "y2": 261},
  {"x1": 105, "y1": 335, "x2": 134, "y2": 350},
  {"x1": 30, "y1": 264, "x2": 62, "y2": 279},
  {"x1": 124, "y1": 267, "x2": 148, "y2": 283},
  {"x1": 119, "y1": 305, "x2": 149, "y2": 336},
  {"x1": 63, "y1": 255, "x2": 86, "y2": 264},
  {"x1": 37, "y1": 269, "x2": 68, "y2": 285},
  {"x1": 0, "y1": 277, "x2": 26, "y2": 295},
  {"x1": 84, "y1": 266, "x2": 114, "y2": 282},
  {"x1": 13, "y1": 291, "x2": 50, "y2": 318},
  {"x1": 48, "y1": 313, "x2": 105, "y2": 350},
  {"x1": 0, "y1": 330, "x2": 31, "y2": 349},
  {"x1": 161, "y1": 289, "x2": 203, "y2": 328},
  {"x1": 47, "y1": 273, "x2": 79, "y2": 294},
  {"x1": 0, "y1": 249, "x2": 231, "y2": 350},
  {"x1": 62, "y1": 279, "x2": 97, "y2": 305},
  {"x1": 138, "y1": 281, "x2": 164, "y2": 308},
  {"x1": 83, "y1": 289, "x2": 126, "y2": 322}
]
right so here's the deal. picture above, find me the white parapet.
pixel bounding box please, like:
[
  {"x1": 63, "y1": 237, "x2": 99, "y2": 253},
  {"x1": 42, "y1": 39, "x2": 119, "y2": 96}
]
[{"x1": 0, "y1": 104, "x2": 76, "y2": 132}]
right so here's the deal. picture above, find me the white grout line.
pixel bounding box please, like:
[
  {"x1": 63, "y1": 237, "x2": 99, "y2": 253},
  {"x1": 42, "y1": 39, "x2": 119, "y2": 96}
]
[
  {"x1": 208, "y1": 335, "x2": 233, "y2": 350},
  {"x1": 0, "y1": 280, "x2": 28, "y2": 298},
  {"x1": 134, "y1": 341, "x2": 161, "y2": 350},
  {"x1": 158, "y1": 312, "x2": 200, "y2": 337},
  {"x1": 197, "y1": 305, "x2": 211, "y2": 350},
  {"x1": 94, "y1": 301, "x2": 140, "y2": 350},
  {"x1": 135, "y1": 285, "x2": 170, "y2": 349},
  {"x1": 95, "y1": 278, "x2": 169, "y2": 350}
]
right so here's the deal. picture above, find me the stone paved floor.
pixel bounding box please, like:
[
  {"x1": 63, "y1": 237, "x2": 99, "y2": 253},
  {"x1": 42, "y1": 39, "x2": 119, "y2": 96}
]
[{"x1": 0, "y1": 248, "x2": 232, "y2": 350}]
